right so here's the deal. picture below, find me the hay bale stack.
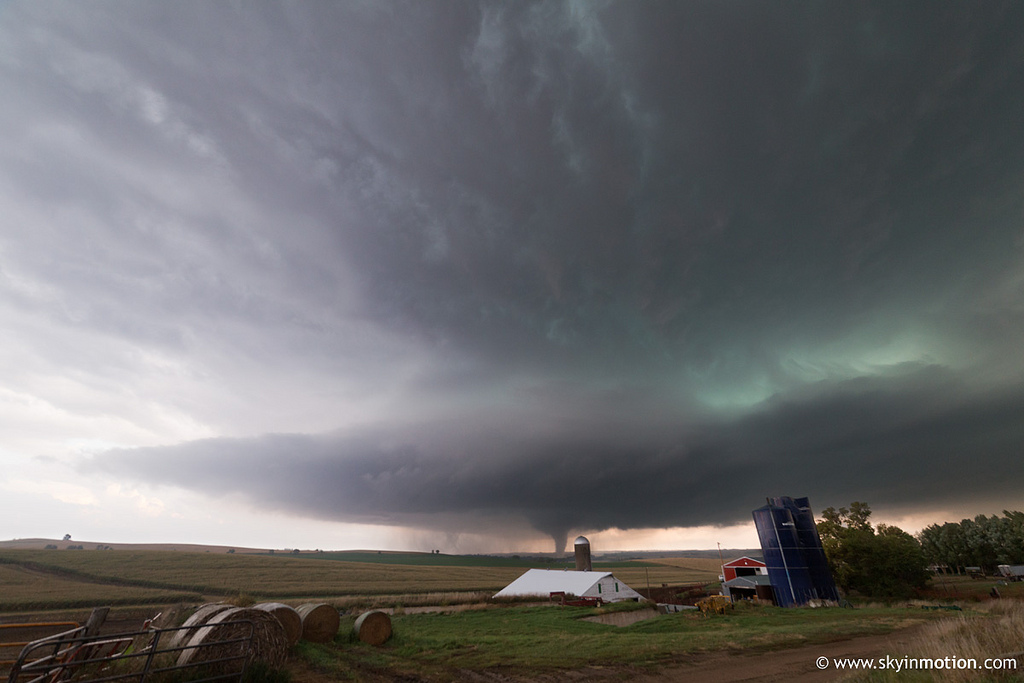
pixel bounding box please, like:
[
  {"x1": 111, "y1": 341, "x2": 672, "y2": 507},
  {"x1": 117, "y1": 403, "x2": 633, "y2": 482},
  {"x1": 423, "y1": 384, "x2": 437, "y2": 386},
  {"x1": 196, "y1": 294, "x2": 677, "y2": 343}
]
[
  {"x1": 353, "y1": 610, "x2": 392, "y2": 646},
  {"x1": 295, "y1": 603, "x2": 339, "y2": 643},
  {"x1": 253, "y1": 603, "x2": 302, "y2": 647},
  {"x1": 167, "y1": 603, "x2": 233, "y2": 649},
  {"x1": 176, "y1": 607, "x2": 288, "y2": 669}
]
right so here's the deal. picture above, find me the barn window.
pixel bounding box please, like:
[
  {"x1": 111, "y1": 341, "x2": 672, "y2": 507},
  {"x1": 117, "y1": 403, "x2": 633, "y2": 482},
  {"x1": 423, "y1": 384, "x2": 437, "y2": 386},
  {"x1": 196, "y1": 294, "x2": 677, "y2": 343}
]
[
  {"x1": 615, "y1": 582, "x2": 619, "y2": 592},
  {"x1": 598, "y1": 584, "x2": 602, "y2": 593}
]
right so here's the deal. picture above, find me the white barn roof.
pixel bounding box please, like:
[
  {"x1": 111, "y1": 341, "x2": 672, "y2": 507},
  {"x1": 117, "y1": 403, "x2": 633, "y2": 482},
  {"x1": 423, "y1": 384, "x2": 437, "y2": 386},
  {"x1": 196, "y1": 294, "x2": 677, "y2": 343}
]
[{"x1": 493, "y1": 568, "x2": 643, "y2": 602}]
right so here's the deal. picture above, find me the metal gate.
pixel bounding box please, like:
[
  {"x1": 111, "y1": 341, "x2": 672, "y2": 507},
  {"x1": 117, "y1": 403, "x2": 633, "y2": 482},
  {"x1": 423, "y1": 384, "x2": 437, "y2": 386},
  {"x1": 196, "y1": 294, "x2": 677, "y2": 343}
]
[
  {"x1": 7, "y1": 618, "x2": 256, "y2": 683},
  {"x1": 1, "y1": 621, "x2": 80, "y2": 671}
]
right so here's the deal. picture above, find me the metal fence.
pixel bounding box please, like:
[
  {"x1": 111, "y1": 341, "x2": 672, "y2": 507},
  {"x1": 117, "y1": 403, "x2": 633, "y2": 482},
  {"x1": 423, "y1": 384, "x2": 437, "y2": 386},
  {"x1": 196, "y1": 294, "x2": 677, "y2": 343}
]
[
  {"x1": 7, "y1": 619, "x2": 256, "y2": 683},
  {"x1": 1, "y1": 622, "x2": 80, "y2": 670}
]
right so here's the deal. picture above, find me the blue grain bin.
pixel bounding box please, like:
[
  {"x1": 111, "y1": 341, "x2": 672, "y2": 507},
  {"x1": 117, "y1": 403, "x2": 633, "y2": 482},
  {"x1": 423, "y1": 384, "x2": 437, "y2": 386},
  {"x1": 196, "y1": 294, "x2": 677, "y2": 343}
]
[{"x1": 752, "y1": 496, "x2": 840, "y2": 607}]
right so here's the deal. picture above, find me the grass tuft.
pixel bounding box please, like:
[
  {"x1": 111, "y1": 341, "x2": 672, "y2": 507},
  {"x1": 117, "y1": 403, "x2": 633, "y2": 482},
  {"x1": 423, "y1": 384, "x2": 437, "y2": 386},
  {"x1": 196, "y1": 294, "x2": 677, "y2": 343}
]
[{"x1": 846, "y1": 601, "x2": 1024, "y2": 682}]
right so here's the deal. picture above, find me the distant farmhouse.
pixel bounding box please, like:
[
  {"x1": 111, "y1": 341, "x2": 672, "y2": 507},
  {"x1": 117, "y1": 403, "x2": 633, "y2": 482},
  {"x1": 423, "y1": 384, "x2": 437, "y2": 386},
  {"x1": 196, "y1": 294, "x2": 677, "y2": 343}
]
[{"x1": 493, "y1": 536, "x2": 644, "y2": 603}]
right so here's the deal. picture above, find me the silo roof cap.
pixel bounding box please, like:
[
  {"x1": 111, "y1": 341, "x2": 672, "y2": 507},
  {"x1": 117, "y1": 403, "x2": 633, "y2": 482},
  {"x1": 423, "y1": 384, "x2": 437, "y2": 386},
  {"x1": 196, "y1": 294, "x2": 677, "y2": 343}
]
[{"x1": 574, "y1": 536, "x2": 590, "y2": 545}]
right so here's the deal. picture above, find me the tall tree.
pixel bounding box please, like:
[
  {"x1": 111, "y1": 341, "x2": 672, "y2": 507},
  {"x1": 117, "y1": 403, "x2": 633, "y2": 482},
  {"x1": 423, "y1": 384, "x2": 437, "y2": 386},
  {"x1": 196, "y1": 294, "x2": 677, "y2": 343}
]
[{"x1": 818, "y1": 503, "x2": 929, "y2": 598}]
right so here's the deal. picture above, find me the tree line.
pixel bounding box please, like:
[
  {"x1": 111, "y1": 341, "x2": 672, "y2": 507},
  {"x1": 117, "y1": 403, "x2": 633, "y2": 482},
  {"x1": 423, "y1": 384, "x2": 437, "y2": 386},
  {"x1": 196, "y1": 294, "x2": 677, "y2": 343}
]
[
  {"x1": 814, "y1": 504, "x2": 1024, "y2": 598},
  {"x1": 917, "y1": 511, "x2": 1024, "y2": 574}
]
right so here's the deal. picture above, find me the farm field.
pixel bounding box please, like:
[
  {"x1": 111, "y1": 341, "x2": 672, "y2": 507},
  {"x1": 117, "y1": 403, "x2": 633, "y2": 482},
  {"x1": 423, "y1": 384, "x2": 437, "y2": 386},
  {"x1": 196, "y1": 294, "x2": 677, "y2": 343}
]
[
  {"x1": 0, "y1": 549, "x2": 718, "y2": 610},
  {"x1": 643, "y1": 556, "x2": 728, "y2": 575},
  {"x1": 305, "y1": 551, "x2": 660, "y2": 568},
  {"x1": 3, "y1": 547, "x2": 1021, "y2": 681},
  {"x1": 0, "y1": 564, "x2": 201, "y2": 610}
]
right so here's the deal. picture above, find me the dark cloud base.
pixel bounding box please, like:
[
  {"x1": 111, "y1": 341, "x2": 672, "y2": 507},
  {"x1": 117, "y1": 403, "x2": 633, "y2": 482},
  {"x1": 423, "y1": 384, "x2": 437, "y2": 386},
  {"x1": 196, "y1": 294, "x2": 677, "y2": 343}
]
[{"x1": 94, "y1": 366, "x2": 1024, "y2": 551}]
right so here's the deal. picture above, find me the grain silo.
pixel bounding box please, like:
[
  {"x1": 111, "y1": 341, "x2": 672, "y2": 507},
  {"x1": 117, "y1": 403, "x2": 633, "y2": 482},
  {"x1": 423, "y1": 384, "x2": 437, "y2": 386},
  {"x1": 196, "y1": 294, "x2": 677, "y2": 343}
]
[
  {"x1": 752, "y1": 496, "x2": 839, "y2": 607},
  {"x1": 574, "y1": 535, "x2": 592, "y2": 571}
]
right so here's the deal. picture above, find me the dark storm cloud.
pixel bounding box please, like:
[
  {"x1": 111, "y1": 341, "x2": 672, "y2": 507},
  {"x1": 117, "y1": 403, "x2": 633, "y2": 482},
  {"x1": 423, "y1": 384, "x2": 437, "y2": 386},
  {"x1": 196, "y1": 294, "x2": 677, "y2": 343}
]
[
  {"x1": 96, "y1": 364, "x2": 1024, "y2": 550},
  {"x1": 327, "y1": 1, "x2": 1024, "y2": 378},
  {"x1": 7, "y1": 1, "x2": 1021, "y2": 372},
  {"x1": 5, "y1": 1, "x2": 1024, "y2": 545}
]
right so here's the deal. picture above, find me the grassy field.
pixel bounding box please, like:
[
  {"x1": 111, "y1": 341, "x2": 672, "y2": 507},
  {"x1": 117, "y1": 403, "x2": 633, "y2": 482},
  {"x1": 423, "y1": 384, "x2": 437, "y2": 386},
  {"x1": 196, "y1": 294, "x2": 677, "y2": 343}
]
[
  {"x1": 918, "y1": 573, "x2": 1024, "y2": 601},
  {"x1": 843, "y1": 600, "x2": 1024, "y2": 682},
  {"x1": 298, "y1": 601, "x2": 951, "y2": 680},
  {"x1": 0, "y1": 549, "x2": 718, "y2": 610}
]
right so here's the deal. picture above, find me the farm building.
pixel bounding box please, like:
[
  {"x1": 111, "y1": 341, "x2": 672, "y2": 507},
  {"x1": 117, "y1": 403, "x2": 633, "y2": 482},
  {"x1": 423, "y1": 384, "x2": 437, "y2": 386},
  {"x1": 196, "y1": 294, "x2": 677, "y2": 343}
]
[
  {"x1": 722, "y1": 574, "x2": 775, "y2": 602},
  {"x1": 752, "y1": 496, "x2": 840, "y2": 607},
  {"x1": 493, "y1": 569, "x2": 643, "y2": 603},
  {"x1": 998, "y1": 565, "x2": 1024, "y2": 581},
  {"x1": 720, "y1": 556, "x2": 767, "y2": 582}
]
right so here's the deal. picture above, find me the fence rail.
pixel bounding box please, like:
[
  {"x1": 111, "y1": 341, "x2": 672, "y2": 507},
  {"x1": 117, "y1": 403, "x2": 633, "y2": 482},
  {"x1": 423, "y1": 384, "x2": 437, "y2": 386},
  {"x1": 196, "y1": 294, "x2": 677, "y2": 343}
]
[
  {"x1": 7, "y1": 615, "x2": 255, "y2": 683},
  {"x1": 1, "y1": 623, "x2": 81, "y2": 668}
]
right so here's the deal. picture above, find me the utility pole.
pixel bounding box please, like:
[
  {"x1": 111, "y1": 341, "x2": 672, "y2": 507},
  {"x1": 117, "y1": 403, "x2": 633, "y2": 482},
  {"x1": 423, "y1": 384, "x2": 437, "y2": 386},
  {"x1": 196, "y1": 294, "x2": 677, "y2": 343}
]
[{"x1": 718, "y1": 542, "x2": 730, "y2": 602}]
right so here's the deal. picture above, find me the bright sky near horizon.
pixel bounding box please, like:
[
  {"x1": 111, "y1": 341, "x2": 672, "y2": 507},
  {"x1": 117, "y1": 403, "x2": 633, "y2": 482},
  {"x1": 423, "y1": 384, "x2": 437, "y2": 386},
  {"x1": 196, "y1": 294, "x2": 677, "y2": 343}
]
[{"x1": 2, "y1": 2, "x2": 1023, "y2": 554}]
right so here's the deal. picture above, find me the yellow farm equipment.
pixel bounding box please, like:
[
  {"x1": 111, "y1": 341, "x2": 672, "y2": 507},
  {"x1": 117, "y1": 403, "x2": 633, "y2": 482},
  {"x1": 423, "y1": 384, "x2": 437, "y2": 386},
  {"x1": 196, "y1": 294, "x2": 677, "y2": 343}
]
[{"x1": 696, "y1": 595, "x2": 733, "y2": 615}]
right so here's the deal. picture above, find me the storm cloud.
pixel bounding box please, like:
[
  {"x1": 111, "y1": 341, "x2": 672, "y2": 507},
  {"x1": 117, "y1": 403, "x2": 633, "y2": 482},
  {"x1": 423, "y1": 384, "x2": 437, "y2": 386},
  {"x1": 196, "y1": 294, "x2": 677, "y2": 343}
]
[
  {"x1": 96, "y1": 364, "x2": 1024, "y2": 550},
  {"x1": 3, "y1": 2, "x2": 1024, "y2": 549}
]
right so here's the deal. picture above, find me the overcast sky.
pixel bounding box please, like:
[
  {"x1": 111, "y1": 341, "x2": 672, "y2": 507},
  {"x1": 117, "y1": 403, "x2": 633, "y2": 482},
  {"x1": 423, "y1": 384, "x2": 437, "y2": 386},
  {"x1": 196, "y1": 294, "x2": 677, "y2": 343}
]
[{"x1": 2, "y1": 2, "x2": 1023, "y2": 553}]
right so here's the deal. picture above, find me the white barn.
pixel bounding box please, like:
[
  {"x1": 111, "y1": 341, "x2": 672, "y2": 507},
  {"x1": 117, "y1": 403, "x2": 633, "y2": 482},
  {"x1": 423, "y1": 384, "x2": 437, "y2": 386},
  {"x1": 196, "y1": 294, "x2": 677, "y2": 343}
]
[{"x1": 493, "y1": 568, "x2": 644, "y2": 603}]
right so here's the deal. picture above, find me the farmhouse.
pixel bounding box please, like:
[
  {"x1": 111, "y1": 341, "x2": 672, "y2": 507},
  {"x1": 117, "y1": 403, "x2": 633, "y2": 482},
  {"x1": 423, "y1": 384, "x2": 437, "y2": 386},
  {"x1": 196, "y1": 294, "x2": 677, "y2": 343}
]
[{"x1": 493, "y1": 569, "x2": 643, "y2": 603}]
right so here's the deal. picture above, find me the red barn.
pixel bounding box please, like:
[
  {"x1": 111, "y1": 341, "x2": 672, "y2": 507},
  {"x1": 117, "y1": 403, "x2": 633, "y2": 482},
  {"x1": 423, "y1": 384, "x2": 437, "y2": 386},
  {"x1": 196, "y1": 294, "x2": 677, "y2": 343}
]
[{"x1": 721, "y1": 556, "x2": 767, "y2": 582}]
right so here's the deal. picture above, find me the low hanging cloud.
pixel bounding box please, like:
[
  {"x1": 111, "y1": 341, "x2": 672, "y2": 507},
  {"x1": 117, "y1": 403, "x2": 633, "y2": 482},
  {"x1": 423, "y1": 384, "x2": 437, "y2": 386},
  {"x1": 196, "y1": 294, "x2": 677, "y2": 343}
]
[{"x1": 94, "y1": 364, "x2": 1024, "y2": 551}]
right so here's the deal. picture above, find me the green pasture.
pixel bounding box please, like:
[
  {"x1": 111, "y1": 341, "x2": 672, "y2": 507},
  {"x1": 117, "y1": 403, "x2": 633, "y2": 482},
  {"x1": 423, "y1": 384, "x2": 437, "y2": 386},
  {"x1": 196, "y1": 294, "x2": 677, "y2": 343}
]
[{"x1": 299, "y1": 602, "x2": 951, "y2": 680}]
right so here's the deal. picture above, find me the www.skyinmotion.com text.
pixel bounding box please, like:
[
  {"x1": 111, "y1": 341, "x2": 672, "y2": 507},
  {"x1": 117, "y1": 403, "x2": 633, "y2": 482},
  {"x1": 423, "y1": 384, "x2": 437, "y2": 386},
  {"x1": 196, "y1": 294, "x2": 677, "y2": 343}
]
[{"x1": 816, "y1": 655, "x2": 1019, "y2": 672}]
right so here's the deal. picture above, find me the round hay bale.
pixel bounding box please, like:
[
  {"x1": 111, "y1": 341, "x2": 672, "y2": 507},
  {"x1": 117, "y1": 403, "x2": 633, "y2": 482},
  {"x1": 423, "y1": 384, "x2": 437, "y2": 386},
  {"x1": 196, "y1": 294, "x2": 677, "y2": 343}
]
[
  {"x1": 167, "y1": 603, "x2": 233, "y2": 649},
  {"x1": 353, "y1": 610, "x2": 392, "y2": 646},
  {"x1": 295, "y1": 603, "x2": 340, "y2": 643},
  {"x1": 253, "y1": 602, "x2": 302, "y2": 647},
  {"x1": 176, "y1": 607, "x2": 287, "y2": 669}
]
